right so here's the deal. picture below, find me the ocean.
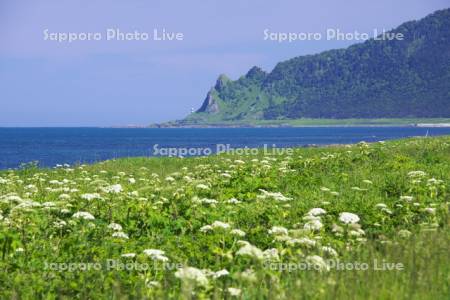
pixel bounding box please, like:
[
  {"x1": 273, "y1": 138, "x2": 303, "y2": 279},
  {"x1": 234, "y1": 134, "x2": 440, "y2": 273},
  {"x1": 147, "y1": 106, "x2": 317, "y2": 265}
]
[{"x1": 1, "y1": 127, "x2": 449, "y2": 169}]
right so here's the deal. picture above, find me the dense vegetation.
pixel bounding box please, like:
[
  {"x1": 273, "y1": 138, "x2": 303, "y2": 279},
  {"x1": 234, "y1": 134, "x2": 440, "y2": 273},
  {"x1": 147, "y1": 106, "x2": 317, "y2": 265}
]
[
  {"x1": 0, "y1": 136, "x2": 449, "y2": 299},
  {"x1": 186, "y1": 9, "x2": 450, "y2": 124}
]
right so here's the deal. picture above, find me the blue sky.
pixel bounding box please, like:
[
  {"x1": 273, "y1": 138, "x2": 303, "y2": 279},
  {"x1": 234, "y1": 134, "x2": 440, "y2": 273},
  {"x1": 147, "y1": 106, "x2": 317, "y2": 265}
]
[{"x1": 1, "y1": 0, "x2": 449, "y2": 126}]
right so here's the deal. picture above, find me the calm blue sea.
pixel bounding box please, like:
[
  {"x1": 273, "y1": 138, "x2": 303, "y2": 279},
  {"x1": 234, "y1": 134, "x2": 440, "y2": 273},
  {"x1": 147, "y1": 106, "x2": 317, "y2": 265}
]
[{"x1": 0, "y1": 127, "x2": 449, "y2": 169}]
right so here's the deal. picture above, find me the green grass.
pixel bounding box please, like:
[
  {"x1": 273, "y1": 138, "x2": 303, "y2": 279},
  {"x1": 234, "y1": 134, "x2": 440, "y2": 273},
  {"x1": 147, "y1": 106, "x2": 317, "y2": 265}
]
[{"x1": 0, "y1": 136, "x2": 449, "y2": 299}]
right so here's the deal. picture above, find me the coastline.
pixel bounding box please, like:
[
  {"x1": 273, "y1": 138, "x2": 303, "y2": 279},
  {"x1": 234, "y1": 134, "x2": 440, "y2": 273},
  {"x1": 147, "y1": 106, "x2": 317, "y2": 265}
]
[{"x1": 149, "y1": 120, "x2": 450, "y2": 129}]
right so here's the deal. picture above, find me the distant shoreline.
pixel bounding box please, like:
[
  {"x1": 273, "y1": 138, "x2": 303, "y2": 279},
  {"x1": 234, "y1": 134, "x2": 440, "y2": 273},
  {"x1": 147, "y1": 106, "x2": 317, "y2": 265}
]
[
  {"x1": 1, "y1": 119, "x2": 450, "y2": 129},
  {"x1": 149, "y1": 118, "x2": 450, "y2": 129},
  {"x1": 149, "y1": 124, "x2": 450, "y2": 129}
]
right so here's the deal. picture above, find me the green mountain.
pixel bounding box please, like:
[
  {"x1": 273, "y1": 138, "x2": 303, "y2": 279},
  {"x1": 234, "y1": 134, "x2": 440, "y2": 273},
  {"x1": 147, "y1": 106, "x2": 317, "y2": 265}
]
[{"x1": 182, "y1": 9, "x2": 450, "y2": 124}]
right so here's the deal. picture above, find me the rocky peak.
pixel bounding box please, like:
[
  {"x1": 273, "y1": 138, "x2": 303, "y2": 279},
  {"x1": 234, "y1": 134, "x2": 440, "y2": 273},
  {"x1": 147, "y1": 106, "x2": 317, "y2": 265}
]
[
  {"x1": 196, "y1": 89, "x2": 220, "y2": 114},
  {"x1": 245, "y1": 66, "x2": 267, "y2": 80},
  {"x1": 214, "y1": 74, "x2": 231, "y2": 92}
]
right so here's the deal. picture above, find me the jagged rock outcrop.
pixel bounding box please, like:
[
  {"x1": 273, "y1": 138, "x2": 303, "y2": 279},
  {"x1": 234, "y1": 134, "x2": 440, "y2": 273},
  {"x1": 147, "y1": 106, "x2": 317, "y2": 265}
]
[{"x1": 196, "y1": 90, "x2": 220, "y2": 113}]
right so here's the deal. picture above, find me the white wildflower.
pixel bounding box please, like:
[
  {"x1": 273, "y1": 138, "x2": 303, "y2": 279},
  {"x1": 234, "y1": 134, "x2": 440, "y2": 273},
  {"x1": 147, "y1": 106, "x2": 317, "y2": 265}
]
[
  {"x1": 103, "y1": 184, "x2": 123, "y2": 194},
  {"x1": 258, "y1": 189, "x2": 292, "y2": 201},
  {"x1": 58, "y1": 194, "x2": 71, "y2": 200},
  {"x1": 239, "y1": 268, "x2": 257, "y2": 282},
  {"x1": 165, "y1": 176, "x2": 175, "y2": 182},
  {"x1": 175, "y1": 267, "x2": 209, "y2": 286},
  {"x1": 268, "y1": 226, "x2": 288, "y2": 236},
  {"x1": 400, "y1": 196, "x2": 413, "y2": 202},
  {"x1": 236, "y1": 243, "x2": 264, "y2": 260},
  {"x1": 200, "y1": 225, "x2": 213, "y2": 233},
  {"x1": 424, "y1": 207, "x2": 436, "y2": 215},
  {"x1": 112, "y1": 231, "x2": 129, "y2": 239},
  {"x1": 339, "y1": 212, "x2": 360, "y2": 224},
  {"x1": 53, "y1": 220, "x2": 67, "y2": 228},
  {"x1": 304, "y1": 219, "x2": 323, "y2": 231},
  {"x1": 143, "y1": 249, "x2": 169, "y2": 262},
  {"x1": 227, "y1": 198, "x2": 242, "y2": 204},
  {"x1": 213, "y1": 269, "x2": 229, "y2": 278},
  {"x1": 80, "y1": 193, "x2": 102, "y2": 201},
  {"x1": 196, "y1": 183, "x2": 210, "y2": 190},
  {"x1": 274, "y1": 235, "x2": 291, "y2": 242},
  {"x1": 121, "y1": 253, "x2": 136, "y2": 258},
  {"x1": 381, "y1": 208, "x2": 392, "y2": 214},
  {"x1": 307, "y1": 208, "x2": 326, "y2": 216},
  {"x1": 321, "y1": 246, "x2": 338, "y2": 257},
  {"x1": 286, "y1": 237, "x2": 316, "y2": 248},
  {"x1": 202, "y1": 198, "x2": 218, "y2": 205},
  {"x1": 72, "y1": 211, "x2": 95, "y2": 220},
  {"x1": 228, "y1": 287, "x2": 242, "y2": 297},
  {"x1": 13, "y1": 200, "x2": 41, "y2": 210},
  {"x1": 211, "y1": 221, "x2": 231, "y2": 230},
  {"x1": 230, "y1": 229, "x2": 246, "y2": 237},
  {"x1": 306, "y1": 255, "x2": 329, "y2": 272},
  {"x1": 408, "y1": 171, "x2": 426, "y2": 178},
  {"x1": 349, "y1": 229, "x2": 365, "y2": 237},
  {"x1": 263, "y1": 248, "x2": 280, "y2": 261},
  {"x1": 108, "y1": 223, "x2": 123, "y2": 231},
  {"x1": 145, "y1": 280, "x2": 160, "y2": 288}
]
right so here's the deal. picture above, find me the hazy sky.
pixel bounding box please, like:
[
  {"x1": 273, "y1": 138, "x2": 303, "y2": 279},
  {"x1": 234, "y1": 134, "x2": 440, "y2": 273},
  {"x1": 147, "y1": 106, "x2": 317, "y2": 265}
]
[{"x1": 1, "y1": 0, "x2": 448, "y2": 126}]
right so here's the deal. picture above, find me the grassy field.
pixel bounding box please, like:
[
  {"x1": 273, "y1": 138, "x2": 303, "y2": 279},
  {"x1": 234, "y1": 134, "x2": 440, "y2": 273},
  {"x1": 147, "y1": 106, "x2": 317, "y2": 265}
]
[{"x1": 0, "y1": 136, "x2": 449, "y2": 299}]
